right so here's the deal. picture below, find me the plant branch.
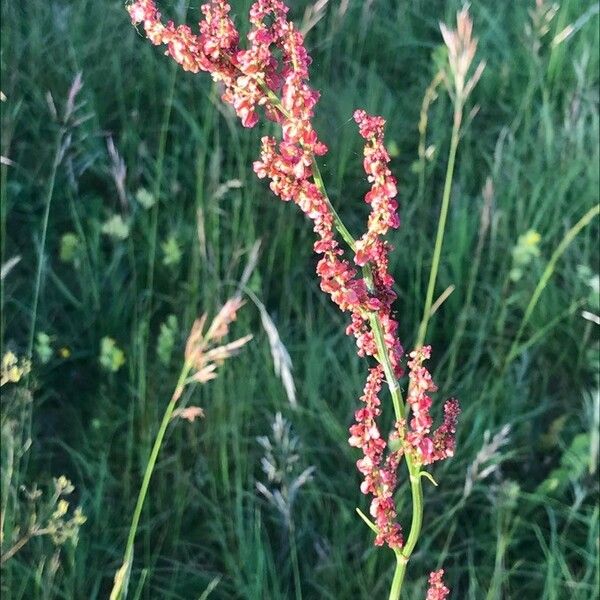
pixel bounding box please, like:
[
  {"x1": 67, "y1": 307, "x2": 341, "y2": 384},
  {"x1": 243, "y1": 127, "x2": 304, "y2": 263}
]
[{"x1": 110, "y1": 361, "x2": 192, "y2": 600}]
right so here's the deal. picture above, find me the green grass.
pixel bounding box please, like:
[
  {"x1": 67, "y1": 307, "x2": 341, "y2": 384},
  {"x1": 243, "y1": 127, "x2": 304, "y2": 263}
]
[{"x1": 1, "y1": 0, "x2": 599, "y2": 598}]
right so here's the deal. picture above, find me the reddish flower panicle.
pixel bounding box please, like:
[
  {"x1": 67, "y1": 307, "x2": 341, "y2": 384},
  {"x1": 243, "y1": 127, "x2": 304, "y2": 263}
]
[
  {"x1": 405, "y1": 347, "x2": 460, "y2": 465},
  {"x1": 353, "y1": 109, "x2": 400, "y2": 267},
  {"x1": 128, "y1": 0, "x2": 459, "y2": 560},
  {"x1": 348, "y1": 366, "x2": 403, "y2": 548},
  {"x1": 426, "y1": 569, "x2": 450, "y2": 600},
  {"x1": 431, "y1": 398, "x2": 460, "y2": 462}
]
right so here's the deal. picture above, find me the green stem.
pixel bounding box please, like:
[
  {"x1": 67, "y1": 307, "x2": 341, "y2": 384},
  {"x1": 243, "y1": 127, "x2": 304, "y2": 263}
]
[
  {"x1": 110, "y1": 362, "x2": 191, "y2": 600},
  {"x1": 402, "y1": 464, "x2": 424, "y2": 558},
  {"x1": 388, "y1": 552, "x2": 409, "y2": 600},
  {"x1": 27, "y1": 128, "x2": 64, "y2": 366},
  {"x1": 20, "y1": 127, "x2": 64, "y2": 491},
  {"x1": 289, "y1": 519, "x2": 303, "y2": 600},
  {"x1": 366, "y1": 272, "x2": 424, "y2": 600},
  {"x1": 416, "y1": 112, "x2": 461, "y2": 349},
  {"x1": 136, "y1": 63, "x2": 178, "y2": 457},
  {"x1": 312, "y1": 159, "x2": 356, "y2": 251}
]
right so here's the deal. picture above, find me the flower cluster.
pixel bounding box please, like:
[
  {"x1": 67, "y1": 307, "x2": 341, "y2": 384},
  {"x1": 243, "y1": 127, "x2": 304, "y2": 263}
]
[
  {"x1": 348, "y1": 366, "x2": 403, "y2": 547},
  {"x1": 349, "y1": 109, "x2": 403, "y2": 377},
  {"x1": 353, "y1": 109, "x2": 400, "y2": 268},
  {"x1": 128, "y1": 0, "x2": 459, "y2": 573},
  {"x1": 426, "y1": 569, "x2": 450, "y2": 600},
  {"x1": 404, "y1": 346, "x2": 460, "y2": 466}
]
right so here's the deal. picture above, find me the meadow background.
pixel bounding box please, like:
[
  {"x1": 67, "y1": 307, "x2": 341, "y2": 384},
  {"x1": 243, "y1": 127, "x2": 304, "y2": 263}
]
[{"x1": 1, "y1": 0, "x2": 599, "y2": 598}]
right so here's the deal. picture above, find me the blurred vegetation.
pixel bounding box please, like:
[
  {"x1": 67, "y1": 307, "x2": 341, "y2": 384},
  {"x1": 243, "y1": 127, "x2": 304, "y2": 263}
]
[{"x1": 1, "y1": 0, "x2": 599, "y2": 598}]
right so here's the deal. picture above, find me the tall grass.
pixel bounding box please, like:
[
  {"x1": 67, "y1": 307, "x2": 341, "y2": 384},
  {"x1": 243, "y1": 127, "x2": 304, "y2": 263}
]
[{"x1": 1, "y1": 0, "x2": 598, "y2": 598}]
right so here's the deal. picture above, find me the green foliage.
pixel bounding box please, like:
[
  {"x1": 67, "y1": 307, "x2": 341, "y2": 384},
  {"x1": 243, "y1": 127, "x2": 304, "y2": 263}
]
[
  {"x1": 537, "y1": 433, "x2": 592, "y2": 497},
  {"x1": 59, "y1": 232, "x2": 81, "y2": 264},
  {"x1": 35, "y1": 332, "x2": 53, "y2": 365},
  {"x1": 161, "y1": 235, "x2": 182, "y2": 267},
  {"x1": 99, "y1": 337, "x2": 126, "y2": 373},
  {"x1": 156, "y1": 314, "x2": 178, "y2": 366},
  {"x1": 101, "y1": 214, "x2": 130, "y2": 240}
]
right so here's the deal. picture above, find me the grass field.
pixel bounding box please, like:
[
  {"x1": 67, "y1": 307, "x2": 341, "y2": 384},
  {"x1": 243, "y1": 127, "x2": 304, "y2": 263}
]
[{"x1": 1, "y1": 0, "x2": 599, "y2": 598}]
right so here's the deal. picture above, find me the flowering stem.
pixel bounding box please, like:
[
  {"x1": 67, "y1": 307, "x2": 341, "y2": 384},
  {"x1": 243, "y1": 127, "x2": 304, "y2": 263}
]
[
  {"x1": 311, "y1": 120, "x2": 427, "y2": 600},
  {"x1": 308, "y1": 112, "x2": 424, "y2": 599},
  {"x1": 415, "y1": 112, "x2": 461, "y2": 349},
  {"x1": 365, "y1": 266, "x2": 424, "y2": 600},
  {"x1": 110, "y1": 361, "x2": 192, "y2": 600}
]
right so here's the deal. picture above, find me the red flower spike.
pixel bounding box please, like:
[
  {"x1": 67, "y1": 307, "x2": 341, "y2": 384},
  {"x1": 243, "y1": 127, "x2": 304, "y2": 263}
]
[
  {"x1": 405, "y1": 347, "x2": 460, "y2": 466},
  {"x1": 426, "y1": 569, "x2": 450, "y2": 600}
]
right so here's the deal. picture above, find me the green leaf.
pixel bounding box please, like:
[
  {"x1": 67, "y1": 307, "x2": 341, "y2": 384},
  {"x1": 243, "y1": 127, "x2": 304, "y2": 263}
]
[{"x1": 102, "y1": 215, "x2": 130, "y2": 240}]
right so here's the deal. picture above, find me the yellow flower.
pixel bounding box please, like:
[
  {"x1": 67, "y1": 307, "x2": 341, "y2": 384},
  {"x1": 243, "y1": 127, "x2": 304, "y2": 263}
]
[
  {"x1": 1, "y1": 352, "x2": 30, "y2": 386},
  {"x1": 53, "y1": 499, "x2": 69, "y2": 520}
]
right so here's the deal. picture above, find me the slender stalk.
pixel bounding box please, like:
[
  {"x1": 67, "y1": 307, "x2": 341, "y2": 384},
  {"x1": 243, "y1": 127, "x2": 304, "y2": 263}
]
[
  {"x1": 388, "y1": 552, "x2": 409, "y2": 600},
  {"x1": 19, "y1": 127, "x2": 64, "y2": 491},
  {"x1": 110, "y1": 361, "x2": 191, "y2": 600},
  {"x1": 311, "y1": 159, "x2": 356, "y2": 251},
  {"x1": 289, "y1": 519, "x2": 303, "y2": 600},
  {"x1": 1, "y1": 530, "x2": 34, "y2": 564},
  {"x1": 27, "y1": 128, "x2": 64, "y2": 365},
  {"x1": 402, "y1": 464, "x2": 424, "y2": 558},
  {"x1": 416, "y1": 112, "x2": 461, "y2": 349}
]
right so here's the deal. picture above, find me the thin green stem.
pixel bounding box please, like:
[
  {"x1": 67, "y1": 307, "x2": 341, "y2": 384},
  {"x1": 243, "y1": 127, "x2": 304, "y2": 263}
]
[
  {"x1": 289, "y1": 519, "x2": 303, "y2": 600},
  {"x1": 27, "y1": 128, "x2": 64, "y2": 366},
  {"x1": 402, "y1": 465, "x2": 424, "y2": 558},
  {"x1": 136, "y1": 64, "x2": 179, "y2": 458},
  {"x1": 19, "y1": 128, "x2": 64, "y2": 492},
  {"x1": 145, "y1": 67, "x2": 177, "y2": 302},
  {"x1": 416, "y1": 113, "x2": 461, "y2": 349},
  {"x1": 388, "y1": 552, "x2": 409, "y2": 600},
  {"x1": 110, "y1": 362, "x2": 191, "y2": 600},
  {"x1": 368, "y1": 310, "x2": 404, "y2": 420},
  {"x1": 311, "y1": 159, "x2": 356, "y2": 251}
]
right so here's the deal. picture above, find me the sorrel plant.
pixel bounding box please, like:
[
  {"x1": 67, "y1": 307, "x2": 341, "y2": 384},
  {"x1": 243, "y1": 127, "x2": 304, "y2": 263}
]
[{"x1": 125, "y1": 1, "x2": 484, "y2": 597}]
